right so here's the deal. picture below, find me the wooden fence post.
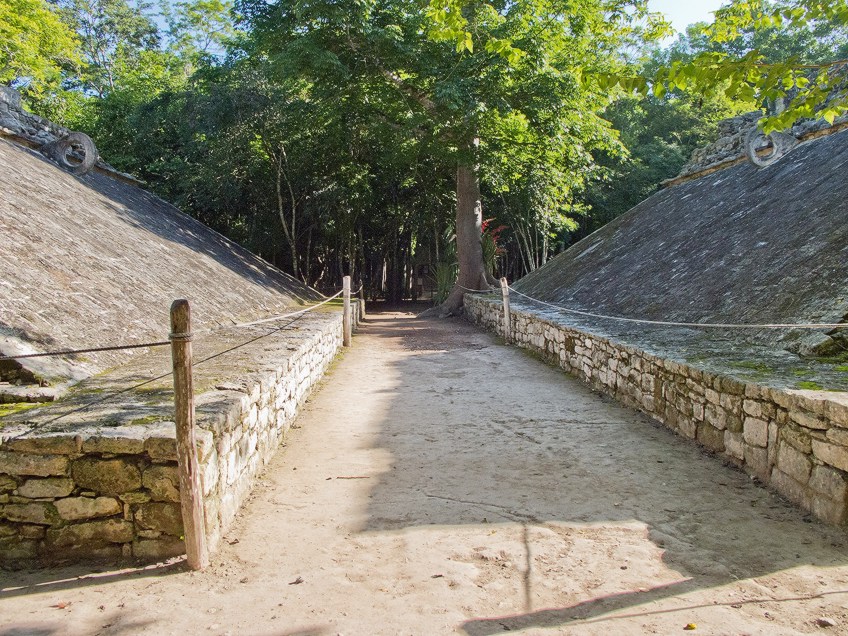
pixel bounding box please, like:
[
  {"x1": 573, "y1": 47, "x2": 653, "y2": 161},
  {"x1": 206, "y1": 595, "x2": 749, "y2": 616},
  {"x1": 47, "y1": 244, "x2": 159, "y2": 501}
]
[
  {"x1": 169, "y1": 299, "x2": 209, "y2": 570},
  {"x1": 343, "y1": 276, "x2": 352, "y2": 347},
  {"x1": 359, "y1": 281, "x2": 367, "y2": 319},
  {"x1": 500, "y1": 278, "x2": 511, "y2": 343}
]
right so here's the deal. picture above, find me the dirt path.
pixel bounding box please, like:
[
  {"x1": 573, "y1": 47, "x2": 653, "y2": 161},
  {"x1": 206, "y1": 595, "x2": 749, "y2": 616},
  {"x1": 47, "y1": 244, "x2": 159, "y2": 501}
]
[{"x1": 2, "y1": 310, "x2": 848, "y2": 635}]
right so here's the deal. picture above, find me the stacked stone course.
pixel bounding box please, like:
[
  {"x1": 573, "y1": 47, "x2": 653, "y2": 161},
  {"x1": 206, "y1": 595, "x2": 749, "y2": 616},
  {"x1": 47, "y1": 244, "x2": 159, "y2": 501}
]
[
  {"x1": 466, "y1": 296, "x2": 848, "y2": 526},
  {"x1": 0, "y1": 306, "x2": 359, "y2": 566}
]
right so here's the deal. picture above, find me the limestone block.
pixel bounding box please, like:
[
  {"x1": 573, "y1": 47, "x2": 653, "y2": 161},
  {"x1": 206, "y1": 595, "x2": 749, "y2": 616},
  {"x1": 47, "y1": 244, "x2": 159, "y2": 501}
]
[
  {"x1": 705, "y1": 404, "x2": 728, "y2": 430},
  {"x1": 136, "y1": 502, "x2": 183, "y2": 536},
  {"x1": 0, "y1": 538, "x2": 38, "y2": 560},
  {"x1": 142, "y1": 465, "x2": 180, "y2": 502},
  {"x1": 46, "y1": 519, "x2": 133, "y2": 546},
  {"x1": 144, "y1": 432, "x2": 178, "y2": 460},
  {"x1": 720, "y1": 393, "x2": 742, "y2": 415},
  {"x1": 0, "y1": 502, "x2": 58, "y2": 524},
  {"x1": 704, "y1": 388, "x2": 721, "y2": 405},
  {"x1": 743, "y1": 399, "x2": 762, "y2": 418},
  {"x1": 809, "y1": 465, "x2": 848, "y2": 501},
  {"x1": 82, "y1": 429, "x2": 145, "y2": 454},
  {"x1": 724, "y1": 431, "x2": 745, "y2": 460},
  {"x1": 782, "y1": 427, "x2": 812, "y2": 454},
  {"x1": 119, "y1": 491, "x2": 151, "y2": 504},
  {"x1": 54, "y1": 496, "x2": 121, "y2": 521},
  {"x1": 791, "y1": 411, "x2": 828, "y2": 431},
  {"x1": 776, "y1": 444, "x2": 812, "y2": 484},
  {"x1": 743, "y1": 417, "x2": 769, "y2": 448},
  {"x1": 18, "y1": 524, "x2": 45, "y2": 539},
  {"x1": 0, "y1": 475, "x2": 16, "y2": 492},
  {"x1": 697, "y1": 424, "x2": 725, "y2": 453},
  {"x1": 0, "y1": 523, "x2": 16, "y2": 537},
  {"x1": 744, "y1": 445, "x2": 770, "y2": 481},
  {"x1": 810, "y1": 495, "x2": 847, "y2": 525},
  {"x1": 202, "y1": 454, "x2": 219, "y2": 497},
  {"x1": 0, "y1": 451, "x2": 69, "y2": 477},
  {"x1": 768, "y1": 423, "x2": 779, "y2": 467},
  {"x1": 812, "y1": 440, "x2": 848, "y2": 472},
  {"x1": 2, "y1": 435, "x2": 80, "y2": 455},
  {"x1": 770, "y1": 469, "x2": 811, "y2": 509},
  {"x1": 827, "y1": 428, "x2": 848, "y2": 446},
  {"x1": 72, "y1": 458, "x2": 142, "y2": 495},
  {"x1": 133, "y1": 537, "x2": 185, "y2": 561},
  {"x1": 17, "y1": 477, "x2": 74, "y2": 499},
  {"x1": 827, "y1": 399, "x2": 848, "y2": 427},
  {"x1": 693, "y1": 401, "x2": 705, "y2": 421}
]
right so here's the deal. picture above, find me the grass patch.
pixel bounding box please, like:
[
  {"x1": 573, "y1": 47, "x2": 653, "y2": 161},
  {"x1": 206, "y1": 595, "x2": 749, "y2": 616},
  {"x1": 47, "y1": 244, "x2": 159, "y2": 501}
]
[
  {"x1": 797, "y1": 380, "x2": 824, "y2": 390},
  {"x1": 0, "y1": 401, "x2": 42, "y2": 420},
  {"x1": 729, "y1": 360, "x2": 772, "y2": 373}
]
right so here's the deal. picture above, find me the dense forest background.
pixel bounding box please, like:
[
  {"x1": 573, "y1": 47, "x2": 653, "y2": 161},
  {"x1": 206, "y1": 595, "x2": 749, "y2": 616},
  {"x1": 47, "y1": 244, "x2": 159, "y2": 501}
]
[{"x1": 4, "y1": 0, "x2": 848, "y2": 300}]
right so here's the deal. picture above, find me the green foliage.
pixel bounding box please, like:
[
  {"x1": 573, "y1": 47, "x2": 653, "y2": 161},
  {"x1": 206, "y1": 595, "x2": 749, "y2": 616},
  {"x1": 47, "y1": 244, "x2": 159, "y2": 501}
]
[{"x1": 0, "y1": 0, "x2": 80, "y2": 94}]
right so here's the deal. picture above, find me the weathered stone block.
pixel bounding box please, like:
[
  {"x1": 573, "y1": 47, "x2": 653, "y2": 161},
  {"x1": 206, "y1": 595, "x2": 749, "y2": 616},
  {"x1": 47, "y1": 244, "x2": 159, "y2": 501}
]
[
  {"x1": 135, "y1": 502, "x2": 183, "y2": 536},
  {"x1": 72, "y1": 458, "x2": 141, "y2": 495},
  {"x1": 19, "y1": 524, "x2": 45, "y2": 539},
  {"x1": 812, "y1": 440, "x2": 848, "y2": 473},
  {"x1": 770, "y1": 468, "x2": 810, "y2": 509},
  {"x1": 132, "y1": 537, "x2": 185, "y2": 561},
  {"x1": 0, "y1": 475, "x2": 17, "y2": 492},
  {"x1": 55, "y1": 497, "x2": 121, "y2": 521},
  {"x1": 724, "y1": 431, "x2": 744, "y2": 460},
  {"x1": 809, "y1": 465, "x2": 848, "y2": 501},
  {"x1": 791, "y1": 411, "x2": 828, "y2": 431},
  {"x1": 142, "y1": 465, "x2": 180, "y2": 502},
  {"x1": 0, "y1": 502, "x2": 58, "y2": 525},
  {"x1": 705, "y1": 404, "x2": 728, "y2": 430},
  {"x1": 781, "y1": 428, "x2": 812, "y2": 454},
  {"x1": 776, "y1": 444, "x2": 812, "y2": 484},
  {"x1": 0, "y1": 537, "x2": 38, "y2": 560},
  {"x1": 17, "y1": 477, "x2": 75, "y2": 499},
  {"x1": 143, "y1": 424, "x2": 178, "y2": 460},
  {"x1": 697, "y1": 424, "x2": 725, "y2": 453},
  {"x1": 704, "y1": 388, "x2": 721, "y2": 405},
  {"x1": 2, "y1": 435, "x2": 80, "y2": 455},
  {"x1": 826, "y1": 428, "x2": 848, "y2": 447},
  {"x1": 744, "y1": 445, "x2": 770, "y2": 481},
  {"x1": 0, "y1": 523, "x2": 17, "y2": 537},
  {"x1": 46, "y1": 519, "x2": 133, "y2": 546},
  {"x1": 743, "y1": 399, "x2": 762, "y2": 418},
  {"x1": 720, "y1": 393, "x2": 742, "y2": 414},
  {"x1": 82, "y1": 429, "x2": 145, "y2": 454},
  {"x1": 0, "y1": 451, "x2": 69, "y2": 477},
  {"x1": 743, "y1": 417, "x2": 769, "y2": 448},
  {"x1": 119, "y1": 491, "x2": 151, "y2": 504},
  {"x1": 810, "y1": 495, "x2": 847, "y2": 525}
]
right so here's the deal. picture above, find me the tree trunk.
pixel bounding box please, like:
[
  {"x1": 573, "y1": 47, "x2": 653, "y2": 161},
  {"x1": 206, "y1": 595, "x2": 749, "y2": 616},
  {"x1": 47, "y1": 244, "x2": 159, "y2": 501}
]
[{"x1": 429, "y1": 158, "x2": 489, "y2": 315}]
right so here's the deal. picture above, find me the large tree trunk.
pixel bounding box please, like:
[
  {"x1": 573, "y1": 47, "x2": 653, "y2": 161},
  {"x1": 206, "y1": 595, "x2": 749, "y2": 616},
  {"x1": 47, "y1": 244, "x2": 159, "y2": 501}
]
[{"x1": 426, "y1": 159, "x2": 489, "y2": 316}]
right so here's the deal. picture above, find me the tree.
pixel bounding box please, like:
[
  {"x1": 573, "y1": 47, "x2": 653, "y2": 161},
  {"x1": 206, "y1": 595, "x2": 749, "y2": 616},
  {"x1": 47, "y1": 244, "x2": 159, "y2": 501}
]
[
  {"x1": 53, "y1": 0, "x2": 160, "y2": 97},
  {"x1": 237, "y1": 0, "x2": 667, "y2": 314},
  {"x1": 0, "y1": 0, "x2": 80, "y2": 95}
]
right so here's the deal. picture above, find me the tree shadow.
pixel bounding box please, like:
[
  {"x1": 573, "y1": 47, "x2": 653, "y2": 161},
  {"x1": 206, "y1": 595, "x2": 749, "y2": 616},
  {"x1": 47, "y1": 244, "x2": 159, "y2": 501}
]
[{"x1": 356, "y1": 311, "x2": 848, "y2": 633}]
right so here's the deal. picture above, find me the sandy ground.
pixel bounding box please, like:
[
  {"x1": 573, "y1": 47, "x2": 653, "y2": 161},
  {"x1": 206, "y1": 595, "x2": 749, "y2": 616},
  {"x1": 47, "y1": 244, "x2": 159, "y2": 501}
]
[{"x1": 2, "y1": 309, "x2": 848, "y2": 636}]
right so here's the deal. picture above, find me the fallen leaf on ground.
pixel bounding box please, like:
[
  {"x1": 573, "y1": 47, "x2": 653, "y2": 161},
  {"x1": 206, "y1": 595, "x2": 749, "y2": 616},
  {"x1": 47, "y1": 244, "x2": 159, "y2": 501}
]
[
  {"x1": 52, "y1": 601, "x2": 71, "y2": 609},
  {"x1": 683, "y1": 624, "x2": 696, "y2": 631},
  {"x1": 289, "y1": 576, "x2": 304, "y2": 585}
]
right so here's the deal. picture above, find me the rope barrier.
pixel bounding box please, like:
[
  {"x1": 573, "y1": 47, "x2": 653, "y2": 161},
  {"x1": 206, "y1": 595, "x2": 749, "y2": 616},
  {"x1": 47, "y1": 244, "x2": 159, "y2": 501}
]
[
  {"x1": 507, "y1": 287, "x2": 848, "y2": 330},
  {"x1": 0, "y1": 290, "x2": 348, "y2": 362},
  {"x1": 0, "y1": 341, "x2": 170, "y2": 362},
  {"x1": 457, "y1": 284, "x2": 498, "y2": 294}
]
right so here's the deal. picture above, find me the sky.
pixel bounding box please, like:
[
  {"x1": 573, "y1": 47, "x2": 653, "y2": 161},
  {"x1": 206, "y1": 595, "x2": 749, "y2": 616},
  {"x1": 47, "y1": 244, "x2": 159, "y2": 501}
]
[{"x1": 649, "y1": 0, "x2": 728, "y2": 35}]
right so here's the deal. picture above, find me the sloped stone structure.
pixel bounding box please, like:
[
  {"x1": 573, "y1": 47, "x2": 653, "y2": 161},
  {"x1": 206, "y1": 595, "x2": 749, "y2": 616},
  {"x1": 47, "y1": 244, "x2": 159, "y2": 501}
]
[
  {"x1": 0, "y1": 94, "x2": 359, "y2": 566},
  {"x1": 467, "y1": 122, "x2": 848, "y2": 526}
]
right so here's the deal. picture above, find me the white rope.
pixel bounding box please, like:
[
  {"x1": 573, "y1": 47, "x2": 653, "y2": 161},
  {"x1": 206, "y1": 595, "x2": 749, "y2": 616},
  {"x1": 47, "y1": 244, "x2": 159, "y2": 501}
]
[
  {"x1": 458, "y1": 284, "x2": 498, "y2": 293},
  {"x1": 507, "y1": 287, "x2": 848, "y2": 330},
  {"x1": 227, "y1": 290, "x2": 345, "y2": 329}
]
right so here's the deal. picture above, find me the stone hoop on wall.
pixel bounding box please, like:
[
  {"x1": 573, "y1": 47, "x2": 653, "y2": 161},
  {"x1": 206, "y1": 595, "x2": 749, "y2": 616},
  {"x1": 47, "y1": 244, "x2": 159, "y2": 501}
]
[
  {"x1": 41, "y1": 132, "x2": 98, "y2": 176},
  {"x1": 745, "y1": 127, "x2": 798, "y2": 168}
]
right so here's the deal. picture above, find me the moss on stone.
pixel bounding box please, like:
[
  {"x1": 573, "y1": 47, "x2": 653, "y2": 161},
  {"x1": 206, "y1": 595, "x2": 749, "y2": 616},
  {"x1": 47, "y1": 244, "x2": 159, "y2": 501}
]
[{"x1": 0, "y1": 402, "x2": 42, "y2": 420}]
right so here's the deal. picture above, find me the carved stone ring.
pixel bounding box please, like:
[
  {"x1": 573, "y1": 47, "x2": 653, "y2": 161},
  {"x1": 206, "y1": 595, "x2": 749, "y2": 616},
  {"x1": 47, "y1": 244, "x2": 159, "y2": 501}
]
[
  {"x1": 41, "y1": 132, "x2": 98, "y2": 175},
  {"x1": 745, "y1": 127, "x2": 798, "y2": 168}
]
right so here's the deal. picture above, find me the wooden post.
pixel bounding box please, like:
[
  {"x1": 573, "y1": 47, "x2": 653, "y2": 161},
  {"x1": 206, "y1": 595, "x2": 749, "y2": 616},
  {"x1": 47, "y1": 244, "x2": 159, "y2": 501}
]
[
  {"x1": 169, "y1": 299, "x2": 209, "y2": 571},
  {"x1": 343, "y1": 276, "x2": 352, "y2": 347},
  {"x1": 500, "y1": 278, "x2": 511, "y2": 343},
  {"x1": 359, "y1": 281, "x2": 367, "y2": 319}
]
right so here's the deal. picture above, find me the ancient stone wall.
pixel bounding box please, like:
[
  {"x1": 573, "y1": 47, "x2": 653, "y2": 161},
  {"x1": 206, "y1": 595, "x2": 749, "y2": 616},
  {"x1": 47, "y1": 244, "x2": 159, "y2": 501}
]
[
  {"x1": 0, "y1": 306, "x2": 360, "y2": 566},
  {"x1": 466, "y1": 296, "x2": 848, "y2": 526}
]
